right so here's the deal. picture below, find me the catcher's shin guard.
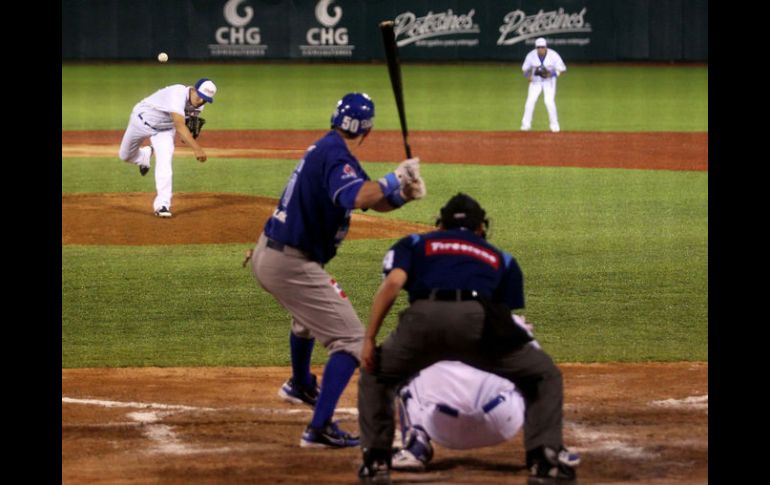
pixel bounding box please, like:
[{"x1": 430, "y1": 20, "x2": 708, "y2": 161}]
[{"x1": 395, "y1": 387, "x2": 433, "y2": 467}]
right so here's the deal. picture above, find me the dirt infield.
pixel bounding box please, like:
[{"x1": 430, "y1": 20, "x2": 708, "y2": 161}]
[
  {"x1": 62, "y1": 363, "x2": 707, "y2": 484},
  {"x1": 62, "y1": 129, "x2": 707, "y2": 171},
  {"x1": 62, "y1": 192, "x2": 433, "y2": 245}
]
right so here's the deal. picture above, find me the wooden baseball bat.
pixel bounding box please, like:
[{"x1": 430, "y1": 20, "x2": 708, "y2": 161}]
[{"x1": 379, "y1": 20, "x2": 412, "y2": 159}]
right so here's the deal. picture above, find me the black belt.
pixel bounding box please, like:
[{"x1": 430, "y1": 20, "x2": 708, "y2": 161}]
[
  {"x1": 435, "y1": 394, "x2": 506, "y2": 418},
  {"x1": 264, "y1": 237, "x2": 318, "y2": 263},
  {"x1": 411, "y1": 289, "x2": 481, "y2": 302},
  {"x1": 482, "y1": 394, "x2": 506, "y2": 413},
  {"x1": 266, "y1": 238, "x2": 286, "y2": 252},
  {"x1": 436, "y1": 403, "x2": 459, "y2": 417}
]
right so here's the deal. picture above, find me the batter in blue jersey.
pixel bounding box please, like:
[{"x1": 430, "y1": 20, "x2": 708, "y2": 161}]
[
  {"x1": 264, "y1": 129, "x2": 371, "y2": 264},
  {"x1": 246, "y1": 93, "x2": 426, "y2": 449}
]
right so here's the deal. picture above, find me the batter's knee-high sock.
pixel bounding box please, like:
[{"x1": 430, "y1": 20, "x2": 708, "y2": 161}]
[
  {"x1": 289, "y1": 333, "x2": 315, "y2": 388},
  {"x1": 310, "y1": 351, "x2": 358, "y2": 429}
]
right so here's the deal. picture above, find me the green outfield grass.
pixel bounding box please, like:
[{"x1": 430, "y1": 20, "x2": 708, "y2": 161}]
[
  {"x1": 62, "y1": 157, "x2": 707, "y2": 366},
  {"x1": 61, "y1": 63, "x2": 707, "y2": 132}
]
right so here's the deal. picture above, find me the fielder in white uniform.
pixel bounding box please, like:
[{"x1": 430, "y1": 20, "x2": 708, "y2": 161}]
[
  {"x1": 118, "y1": 78, "x2": 217, "y2": 217},
  {"x1": 392, "y1": 315, "x2": 540, "y2": 471},
  {"x1": 520, "y1": 38, "x2": 566, "y2": 133}
]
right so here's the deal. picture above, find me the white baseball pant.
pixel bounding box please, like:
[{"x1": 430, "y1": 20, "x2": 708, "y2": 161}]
[
  {"x1": 521, "y1": 78, "x2": 560, "y2": 132},
  {"x1": 118, "y1": 111, "x2": 177, "y2": 212},
  {"x1": 401, "y1": 385, "x2": 524, "y2": 450}
]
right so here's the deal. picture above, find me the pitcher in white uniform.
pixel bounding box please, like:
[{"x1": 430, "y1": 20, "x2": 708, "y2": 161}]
[
  {"x1": 393, "y1": 315, "x2": 548, "y2": 471},
  {"x1": 520, "y1": 38, "x2": 566, "y2": 133},
  {"x1": 118, "y1": 78, "x2": 217, "y2": 217}
]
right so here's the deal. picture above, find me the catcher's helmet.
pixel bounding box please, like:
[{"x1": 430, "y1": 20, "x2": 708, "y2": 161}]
[
  {"x1": 437, "y1": 193, "x2": 490, "y2": 238},
  {"x1": 331, "y1": 92, "x2": 375, "y2": 136}
]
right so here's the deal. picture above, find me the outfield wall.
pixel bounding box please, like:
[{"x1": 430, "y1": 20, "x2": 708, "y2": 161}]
[{"x1": 62, "y1": 0, "x2": 707, "y2": 62}]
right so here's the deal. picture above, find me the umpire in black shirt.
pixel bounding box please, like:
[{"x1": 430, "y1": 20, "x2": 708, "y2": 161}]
[{"x1": 357, "y1": 193, "x2": 579, "y2": 485}]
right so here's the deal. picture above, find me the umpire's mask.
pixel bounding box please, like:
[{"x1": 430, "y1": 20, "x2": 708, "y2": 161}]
[{"x1": 436, "y1": 192, "x2": 491, "y2": 239}]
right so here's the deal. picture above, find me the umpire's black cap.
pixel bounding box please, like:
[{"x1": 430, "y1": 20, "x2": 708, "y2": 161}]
[{"x1": 438, "y1": 193, "x2": 489, "y2": 233}]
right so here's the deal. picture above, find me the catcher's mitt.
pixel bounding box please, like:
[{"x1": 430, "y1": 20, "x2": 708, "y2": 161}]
[
  {"x1": 534, "y1": 66, "x2": 551, "y2": 78},
  {"x1": 185, "y1": 116, "x2": 206, "y2": 139}
]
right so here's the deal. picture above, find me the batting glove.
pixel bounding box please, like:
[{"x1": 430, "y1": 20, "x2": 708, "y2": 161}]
[
  {"x1": 395, "y1": 158, "x2": 420, "y2": 184},
  {"x1": 403, "y1": 176, "x2": 426, "y2": 201},
  {"x1": 378, "y1": 158, "x2": 420, "y2": 198}
]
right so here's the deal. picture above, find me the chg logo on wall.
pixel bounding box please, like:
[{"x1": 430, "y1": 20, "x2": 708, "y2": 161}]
[
  {"x1": 394, "y1": 9, "x2": 480, "y2": 48},
  {"x1": 300, "y1": 0, "x2": 354, "y2": 57},
  {"x1": 209, "y1": 0, "x2": 267, "y2": 57},
  {"x1": 497, "y1": 7, "x2": 592, "y2": 47}
]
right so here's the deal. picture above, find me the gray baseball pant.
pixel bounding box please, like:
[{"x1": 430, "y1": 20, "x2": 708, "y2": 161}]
[{"x1": 250, "y1": 233, "x2": 364, "y2": 359}]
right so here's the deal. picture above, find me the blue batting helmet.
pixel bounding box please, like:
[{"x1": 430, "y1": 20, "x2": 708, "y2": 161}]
[{"x1": 330, "y1": 93, "x2": 375, "y2": 136}]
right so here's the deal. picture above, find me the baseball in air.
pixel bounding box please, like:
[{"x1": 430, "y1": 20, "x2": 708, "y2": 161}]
[{"x1": 157, "y1": 52, "x2": 169, "y2": 63}]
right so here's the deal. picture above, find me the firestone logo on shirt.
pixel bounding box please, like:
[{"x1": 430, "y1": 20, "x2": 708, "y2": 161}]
[
  {"x1": 497, "y1": 7, "x2": 592, "y2": 47},
  {"x1": 394, "y1": 9, "x2": 480, "y2": 48},
  {"x1": 300, "y1": 0, "x2": 354, "y2": 57},
  {"x1": 209, "y1": 0, "x2": 268, "y2": 57},
  {"x1": 426, "y1": 239, "x2": 499, "y2": 269}
]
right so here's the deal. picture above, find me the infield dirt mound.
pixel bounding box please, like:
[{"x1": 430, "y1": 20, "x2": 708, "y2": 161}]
[
  {"x1": 62, "y1": 362, "x2": 707, "y2": 484},
  {"x1": 62, "y1": 192, "x2": 433, "y2": 245}
]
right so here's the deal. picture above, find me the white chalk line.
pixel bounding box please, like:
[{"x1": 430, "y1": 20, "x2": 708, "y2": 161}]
[
  {"x1": 63, "y1": 397, "x2": 357, "y2": 455},
  {"x1": 650, "y1": 394, "x2": 708, "y2": 410},
  {"x1": 564, "y1": 395, "x2": 708, "y2": 460},
  {"x1": 62, "y1": 397, "x2": 358, "y2": 416},
  {"x1": 566, "y1": 422, "x2": 659, "y2": 460},
  {"x1": 62, "y1": 397, "x2": 215, "y2": 412}
]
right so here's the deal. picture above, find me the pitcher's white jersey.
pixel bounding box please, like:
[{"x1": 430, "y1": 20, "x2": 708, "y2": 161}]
[
  {"x1": 133, "y1": 84, "x2": 205, "y2": 131},
  {"x1": 401, "y1": 360, "x2": 526, "y2": 449}
]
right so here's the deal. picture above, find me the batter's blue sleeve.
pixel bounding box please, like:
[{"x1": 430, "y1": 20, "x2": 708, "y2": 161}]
[
  {"x1": 326, "y1": 151, "x2": 369, "y2": 209},
  {"x1": 335, "y1": 179, "x2": 365, "y2": 209}
]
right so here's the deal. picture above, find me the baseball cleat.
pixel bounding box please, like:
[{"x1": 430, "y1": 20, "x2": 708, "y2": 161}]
[
  {"x1": 391, "y1": 426, "x2": 432, "y2": 471},
  {"x1": 139, "y1": 145, "x2": 153, "y2": 175},
  {"x1": 278, "y1": 374, "x2": 319, "y2": 407},
  {"x1": 526, "y1": 446, "x2": 578, "y2": 484},
  {"x1": 558, "y1": 448, "x2": 581, "y2": 467},
  {"x1": 154, "y1": 207, "x2": 172, "y2": 218},
  {"x1": 358, "y1": 460, "x2": 391, "y2": 484},
  {"x1": 300, "y1": 421, "x2": 360, "y2": 448},
  {"x1": 391, "y1": 448, "x2": 426, "y2": 471}
]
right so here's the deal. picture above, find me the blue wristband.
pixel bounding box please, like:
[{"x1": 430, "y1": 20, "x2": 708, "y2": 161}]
[
  {"x1": 386, "y1": 189, "x2": 406, "y2": 208},
  {"x1": 378, "y1": 172, "x2": 400, "y2": 197}
]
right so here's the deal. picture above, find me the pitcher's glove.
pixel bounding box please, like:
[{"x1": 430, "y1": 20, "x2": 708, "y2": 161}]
[
  {"x1": 185, "y1": 116, "x2": 206, "y2": 139},
  {"x1": 534, "y1": 66, "x2": 551, "y2": 78}
]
